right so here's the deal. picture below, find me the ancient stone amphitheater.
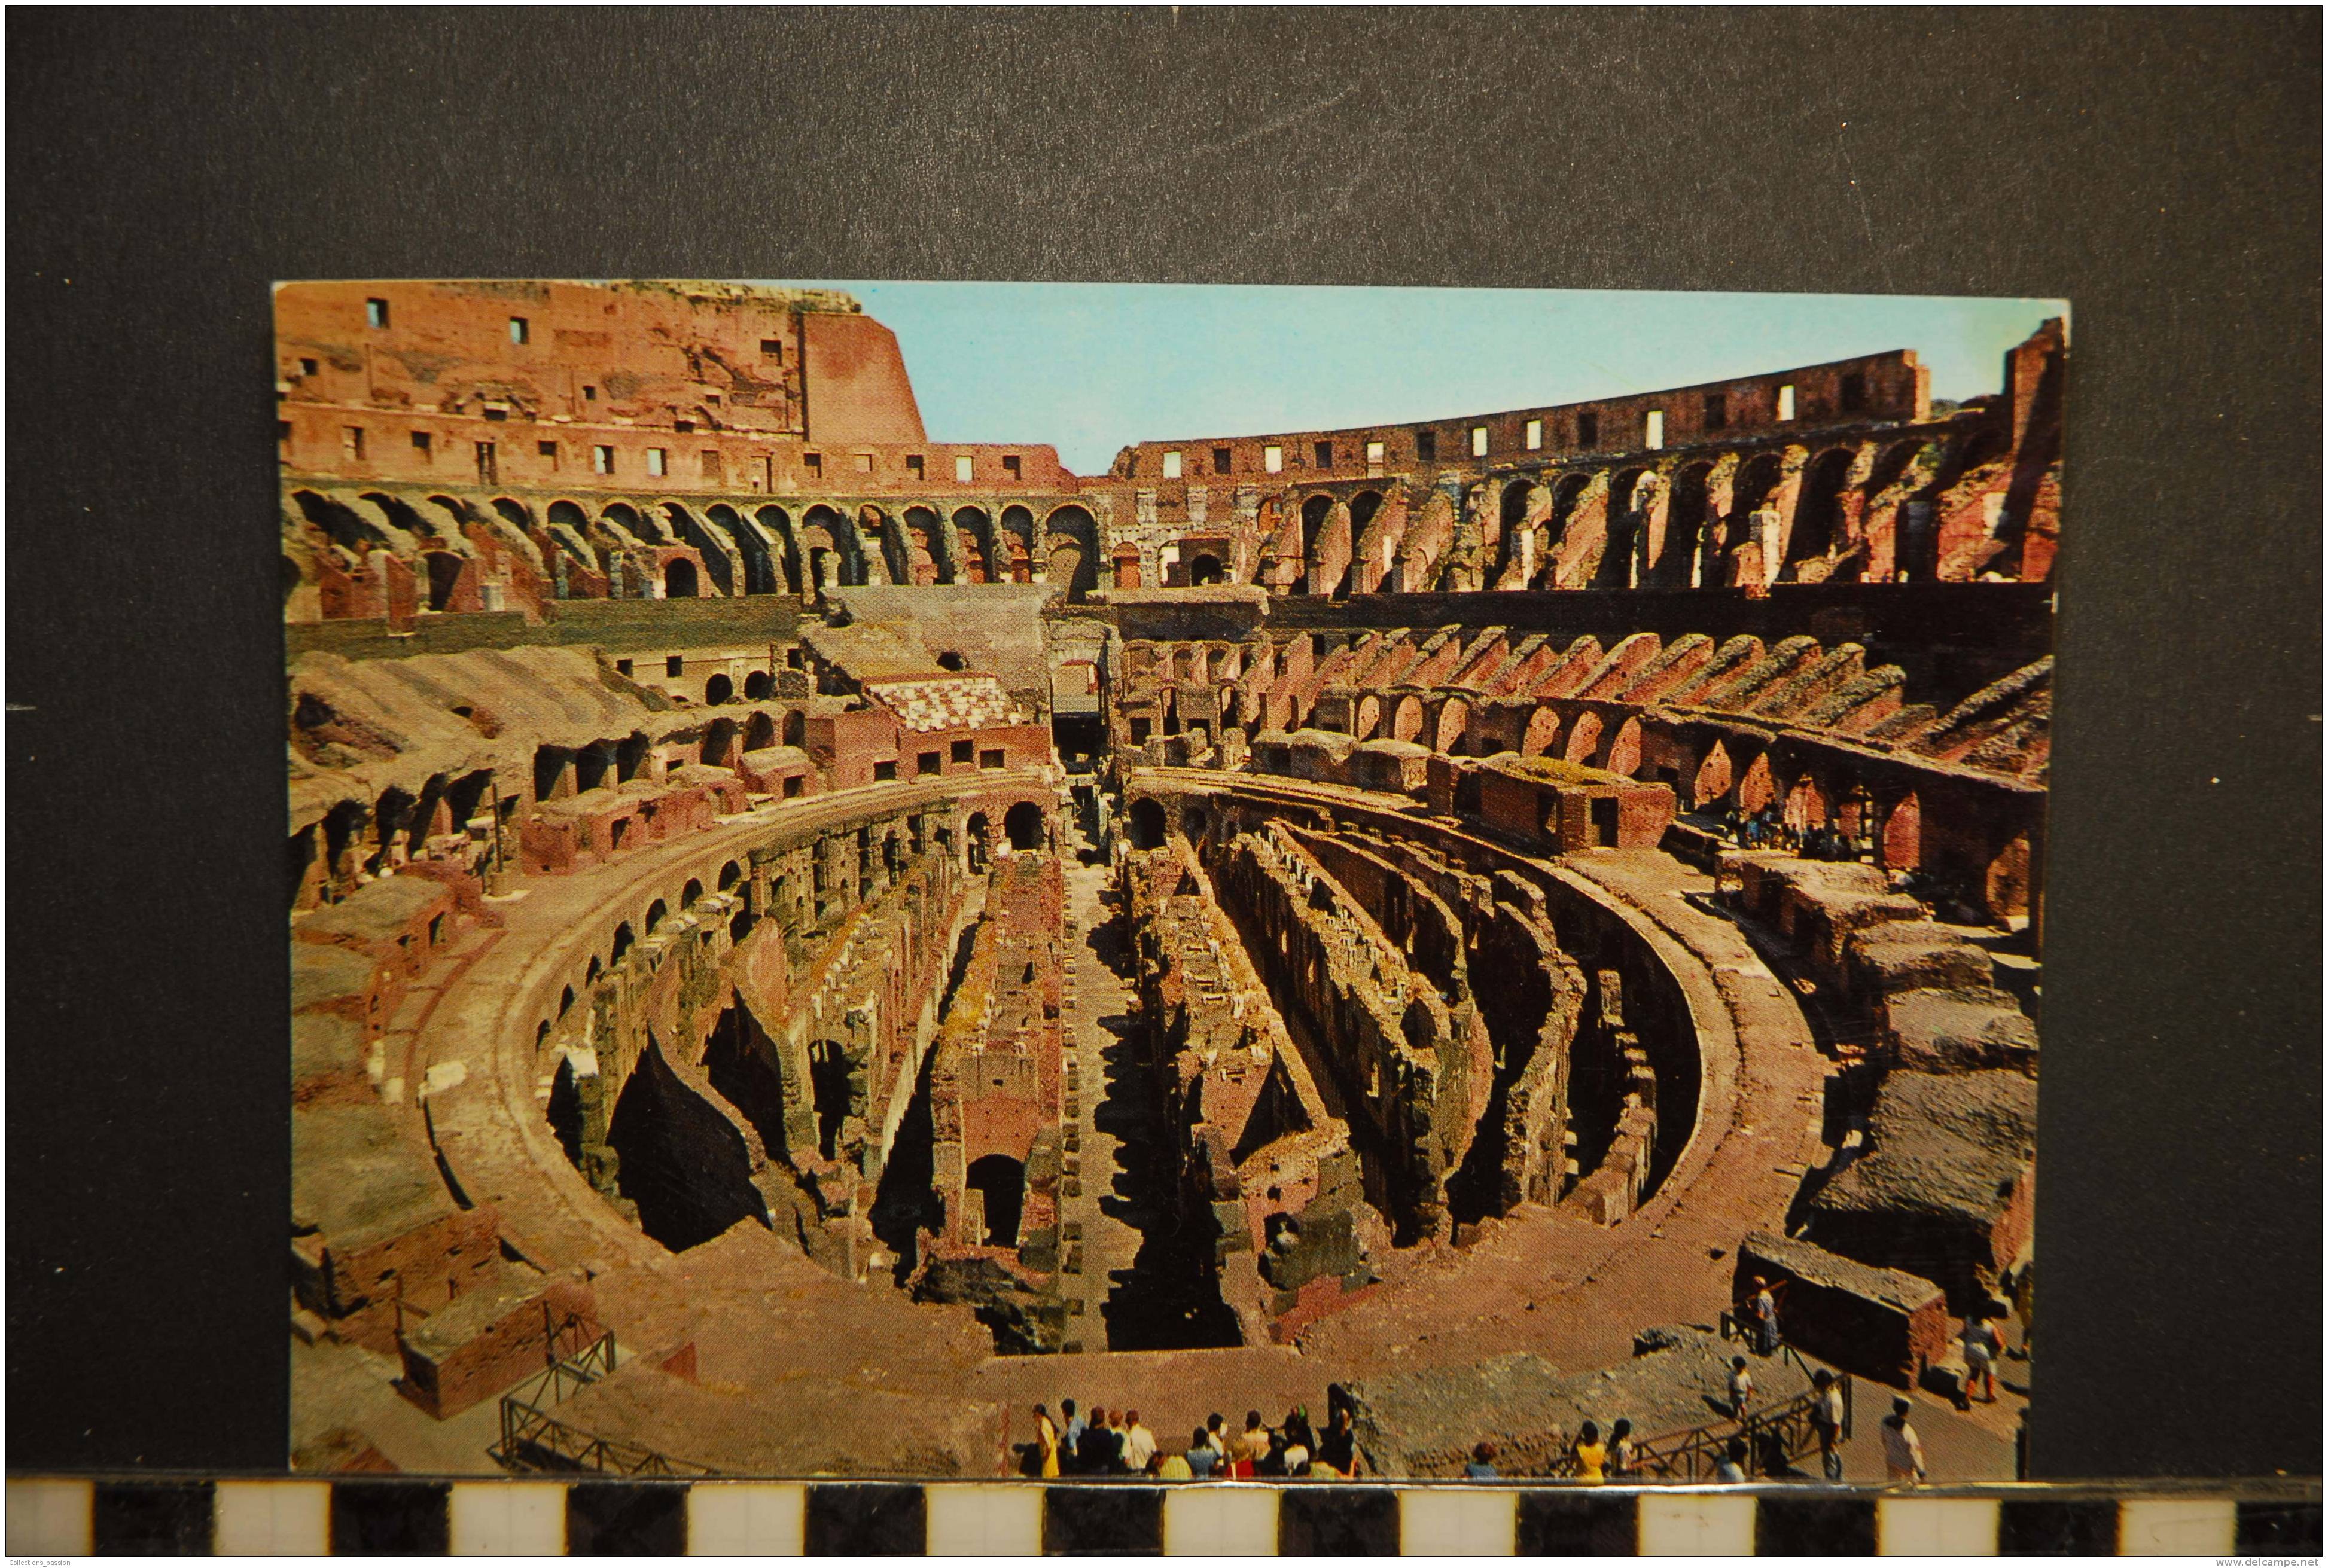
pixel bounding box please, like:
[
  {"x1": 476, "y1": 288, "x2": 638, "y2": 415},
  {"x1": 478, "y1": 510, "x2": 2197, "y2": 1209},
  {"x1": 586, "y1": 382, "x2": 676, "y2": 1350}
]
[{"x1": 286, "y1": 281, "x2": 2052, "y2": 1481}]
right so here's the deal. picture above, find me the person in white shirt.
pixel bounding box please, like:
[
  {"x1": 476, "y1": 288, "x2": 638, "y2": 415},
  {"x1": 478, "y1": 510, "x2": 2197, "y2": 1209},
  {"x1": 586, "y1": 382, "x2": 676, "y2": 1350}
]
[
  {"x1": 1727, "y1": 1355, "x2": 1755, "y2": 1420},
  {"x1": 1881, "y1": 1396, "x2": 1927, "y2": 1484},
  {"x1": 1122, "y1": 1410, "x2": 1157, "y2": 1474},
  {"x1": 1810, "y1": 1369, "x2": 1846, "y2": 1482}
]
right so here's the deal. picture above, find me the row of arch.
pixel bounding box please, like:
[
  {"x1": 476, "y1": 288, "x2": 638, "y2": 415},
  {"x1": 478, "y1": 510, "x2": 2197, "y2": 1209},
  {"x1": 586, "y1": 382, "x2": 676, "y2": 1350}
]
[
  {"x1": 1212, "y1": 431, "x2": 1958, "y2": 597},
  {"x1": 288, "y1": 484, "x2": 1104, "y2": 605}
]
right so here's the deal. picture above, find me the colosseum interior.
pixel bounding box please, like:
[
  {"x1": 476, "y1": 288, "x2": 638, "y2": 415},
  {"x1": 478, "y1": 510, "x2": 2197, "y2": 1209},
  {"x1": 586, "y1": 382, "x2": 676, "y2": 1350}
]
[{"x1": 286, "y1": 279, "x2": 2054, "y2": 1481}]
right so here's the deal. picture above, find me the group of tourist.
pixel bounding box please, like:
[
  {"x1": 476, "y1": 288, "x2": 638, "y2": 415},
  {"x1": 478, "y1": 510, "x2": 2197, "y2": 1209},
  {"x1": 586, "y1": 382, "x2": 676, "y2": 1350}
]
[
  {"x1": 1715, "y1": 806, "x2": 1867, "y2": 862},
  {"x1": 1022, "y1": 1395, "x2": 1363, "y2": 1480}
]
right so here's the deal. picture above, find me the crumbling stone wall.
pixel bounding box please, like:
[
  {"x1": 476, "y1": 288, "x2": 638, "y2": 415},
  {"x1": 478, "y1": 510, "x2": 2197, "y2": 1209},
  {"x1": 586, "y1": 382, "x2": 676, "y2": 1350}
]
[
  {"x1": 1207, "y1": 823, "x2": 1485, "y2": 1244},
  {"x1": 1121, "y1": 835, "x2": 1373, "y2": 1343}
]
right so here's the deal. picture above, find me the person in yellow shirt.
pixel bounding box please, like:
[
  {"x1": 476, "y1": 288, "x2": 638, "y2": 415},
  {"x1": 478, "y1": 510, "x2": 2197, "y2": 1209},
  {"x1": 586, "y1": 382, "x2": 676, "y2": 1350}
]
[
  {"x1": 1571, "y1": 1420, "x2": 1608, "y2": 1482},
  {"x1": 1031, "y1": 1404, "x2": 1062, "y2": 1479}
]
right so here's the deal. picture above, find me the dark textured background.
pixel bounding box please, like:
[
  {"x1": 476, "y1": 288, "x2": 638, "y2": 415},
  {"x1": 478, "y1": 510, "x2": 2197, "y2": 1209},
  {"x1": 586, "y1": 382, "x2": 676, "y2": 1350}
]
[{"x1": 8, "y1": 9, "x2": 2317, "y2": 1479}]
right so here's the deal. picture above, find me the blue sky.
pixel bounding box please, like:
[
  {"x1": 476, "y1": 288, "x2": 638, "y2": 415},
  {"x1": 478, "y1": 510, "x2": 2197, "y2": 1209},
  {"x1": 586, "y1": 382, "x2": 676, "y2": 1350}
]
[{"x1": 799, "y1": 282, "x2": 2065, "y2": 477}]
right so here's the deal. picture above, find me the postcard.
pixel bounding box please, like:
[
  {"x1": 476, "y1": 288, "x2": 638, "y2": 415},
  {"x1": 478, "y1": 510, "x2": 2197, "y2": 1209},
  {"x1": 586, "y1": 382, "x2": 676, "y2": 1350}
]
[{"x1": 284, "y1": 278, "x2": 2059, "y2": 1483}]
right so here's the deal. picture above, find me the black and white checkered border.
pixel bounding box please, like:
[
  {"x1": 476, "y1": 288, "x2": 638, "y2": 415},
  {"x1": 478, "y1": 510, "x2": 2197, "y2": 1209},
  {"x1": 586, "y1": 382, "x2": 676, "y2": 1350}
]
[{"x1": 7, "y1": 1477, "x2": 2319, "y2": 1555}]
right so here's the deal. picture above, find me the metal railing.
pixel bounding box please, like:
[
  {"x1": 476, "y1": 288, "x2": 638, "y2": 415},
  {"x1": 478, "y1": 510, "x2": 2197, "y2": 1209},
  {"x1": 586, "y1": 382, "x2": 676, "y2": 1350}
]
[
  {"x1": 1540, "y1": 1371, "x2": 1852, "y2": 1483},
  {"x1": 490, "y1": 1329, "x2": 718, "y2": 1477}
]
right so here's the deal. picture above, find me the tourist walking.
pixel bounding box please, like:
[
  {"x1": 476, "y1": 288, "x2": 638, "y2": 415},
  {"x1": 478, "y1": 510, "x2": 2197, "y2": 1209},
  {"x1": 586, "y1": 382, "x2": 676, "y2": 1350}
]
[
  {"x1": 1809, "y1": 1370, "x2": 1845, "y2": 1482},
  {"x1": 1961, "y1": 1311, "x2": 2000, "y2": 1404},
  {"x1": 1747, "y1": 1276, "x2": 1781, "y2": 1356},
  {"x1": 1607, "y1": 1418, "x2": 1636, "y2": 1480},
  {"x1": 1571, "y1": 1420, "x2": 1608, "y2": 1482},
  {"x1": 1881, "y1": 1397, "x2": 1927, "y2": 1484},
  {"x1": 1728, "y1": 1355, "x2": 1756, "y2": 1421}
]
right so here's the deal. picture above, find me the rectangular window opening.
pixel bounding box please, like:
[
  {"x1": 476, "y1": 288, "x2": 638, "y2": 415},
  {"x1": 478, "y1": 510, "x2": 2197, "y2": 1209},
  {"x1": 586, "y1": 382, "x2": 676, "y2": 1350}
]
[
  {"x1": 854, "y1": 452, "x2": 874, "y2": 474},
  {"x1": 365, "y1": 298, "x2": 389, "y2": 328},
  {"x1": 666, "y1": 655, "x2": 684, "y2": 677},
  {"x1": 583, "y1": 385, "x2": 598, "y2": 402},
  {"x1": 1840, "y1": 371, "x2": 1867, "y2": 413},
  {"x1": 537, "y1": 440, "x2": 559, "y2": 465},
  {"x1": 1470, "y1": 426, "x2": 1488, "y2": 458},
  {"x1": 906, "y1": 454, "x2": 925, "y2": 478},
  {"x1": 1577, "y1": 411, "x2": 1599, "y2": 447},
  {"x1": 1416, "y1": 430, "x2": 1436, "y2": 462},
  {"x1": 701, "y1": 449, "x2": 723, "y2": 483},
  {"x1": 1314, "y1": 440, "x2": 1334, "y2": 469},
  {"x1": 979, "y1": 748, "x2": 1005, "y2": 771},
  {"x1": 508, "y1": 316, "x2": 529, "y2": 345},
  {"x1": 873, "y1": 759, "x2": 898, "y2": 782},
  {"x1": 1213, "y1": 447, "x2": 1232, "y2": 475},
  {"x1": 954, "y1": 454, "x2": 974, "y2": 482},
  {"x1": 1644, "y1": 410, "x2": 1665, "y2": 449},
  {"x1": 803, "y1": 451, "x2": 822, "y2": 475},
  {"x1": 782, "y1": 775, "x2": 803, "y2": 799},
  {"x1": 918, "y1": 752, "x2": 943, "y2": 777},
  {"x1": 951, "y1": 739, "x2": 974, "y2": 764},
  {"x1": 1162, "y1": 450, "x2": 1183, "y2": 480},
  {"x1": 1777, "y1": 383, "x2": 1797, "y2": 422},
  {"x1": 593, "y1": 445, "x2": 614, "y2": 475},
  {"x1": 299, "y1": 357, "x2": 319, "y2": 377},
  {"x1": 1002, "y1": 454, "x2": 1021, "y2": 477},
  {"x1": 647, "y1": 448, "x2": 668, "y2": 477},
  {"x1": 411, "y1": 431, "x2": 432, "y2": 456},
  {"x1": 343, "y1": 426, "x2": 366, "y2": 461},
  {"x1": 760, "y1": 338, "x2": 784, "y2": 359},
  {"x1": 1703, "y1": 393, "x2": 1728, "y2": 431},
  {"x1": 1525, "y1": 419, "x2": 1543, "y2": 450},
  {"x1": 1263, "y1": 444, "x2": 1284, "y2": 474}
]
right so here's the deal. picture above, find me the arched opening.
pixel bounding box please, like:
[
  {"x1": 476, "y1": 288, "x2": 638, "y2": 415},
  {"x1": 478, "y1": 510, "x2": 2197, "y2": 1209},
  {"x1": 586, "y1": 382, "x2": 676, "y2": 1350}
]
[
  {"x1": 743, "y1": 711, "x2": 775, "y2": 751},
  {"x1": 605, "y1": 1042, "x2": 766, "y2": 1252},
  {"x1": 559, "y1": 985, "x2": 576, "y2": 1017},
  {"x1": 1043, "y1": 505, "x2": 1099, "y2": 602},
  {"x1": 681, "y1": 878, "x2": 703, "y2": 910},
  {"x1": 665, "y1": 557, "x2": 699, "y2": 598},
  {"x1": 1564, "y1": 710, "x2": 1604, "y2": 764},
  {"x1": 1187, "y1": 553, "x2": 1226, "y2": 586},
  {"x1": 1597, "y1": 469, "x2": 1655, "y2": 588},
  {"x1": 1349, "y1": 489, "x2": 1385, "y2": 535},
  {"x1": 1433, "y1": 699, "x2": 1470, "y2": 755},
  {"x1": 707, "y1": 504, "x2": 773, "y2": 594},
  {"x1": 937, "y1": 650, "x2": 968, "y2": 672},
  {"x1": 952, "y1": 507, "x2": 993, "y2": 584},
  {"x1": 743, "y1": 670, "x2": 772, "y2": 700},
  {"x1": 1296, "y1": 495, "x2": 1334, "y2": 594},
  {"x1": 718, "y1": 860, "x2": 743, "y2": 892},
  {"x1": 1522, "y1": 706, "x2": 1561, "y2": 756},
  {"x1": 755, "y1": 505, "x2": 800, "y2": 596},
  {"x1": 999, "y1": 505, "x2": 1036, "y2": 582},
  {"x1": 1004, "y1": 801, "x2": 1045, "y2": 852},
  {"x1": 1498, "y1": 481, "x2": 1536, "y2": 580},
  {"x1": 1879, "y1": 793, "x2": 1922, "y2": 870},
  {"x1": 965, "y1": 1154, "x2": 1026, "y2": 1246},
  {"x1": 423, "y1": 551, "x2": 465, "y2": 611},
  {"x1": 1693, "y1": 742, "x2": 1736, "y2": 810},
  {"x1": 1127, "y1": 797, "x2": 1167, "y2": 850},
  {"x1": 1391, "y1": 695, "x2": 1425, "y2": 743},
  {"x1": 965, "y1": 812, "x2": 992, "y2": 872},
  {"x1": 610, "y1": 922, "x2": 635, "y2": 964},
  {"x1": 808, "y1": 1040, "x2": 853, "y2": 1160},
  {"x1": 1654, "y1": 463, "x2": 1714, "y2": 587},
  {"x1": 1787, "y1": 448, "x2": 1857, "y2": 576},
  {"x1": 702, "y1": 718, "x2": 736, "y2": 767},
  {"x1": 903, "y1": 505, "x2": 945, "y2": 583},
  {"x1": 704, "y1": 673, "x2": 734, "y2": 705},
  {"x1": 644, "y1": 898, "x2": 668, "y2": 934}
]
